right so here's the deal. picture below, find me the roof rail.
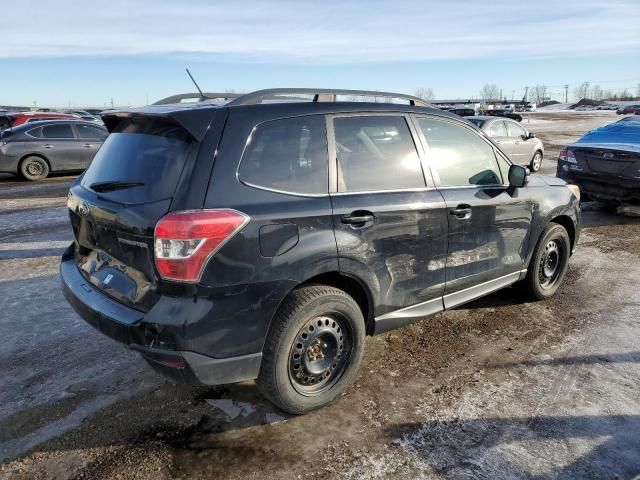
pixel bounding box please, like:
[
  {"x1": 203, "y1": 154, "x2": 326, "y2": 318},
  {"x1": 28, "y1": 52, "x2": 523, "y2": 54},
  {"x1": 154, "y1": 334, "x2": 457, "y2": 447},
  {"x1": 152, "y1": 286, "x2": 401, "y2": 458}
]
[
  {"x1": 153, "y1": 92, "x2": 242, "y2": 106},
  {"x1": 226, "y1": 88, "x2": 428, "y2": 107}
]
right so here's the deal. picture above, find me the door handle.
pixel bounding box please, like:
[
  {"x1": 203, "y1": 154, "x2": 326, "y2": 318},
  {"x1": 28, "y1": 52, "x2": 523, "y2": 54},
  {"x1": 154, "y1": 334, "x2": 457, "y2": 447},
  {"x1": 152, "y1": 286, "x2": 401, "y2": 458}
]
[
  {"x1": 449, "y1": 205, "x2": 472, "y2": 220},
  {"x1": 341, "y1": 211, "x2": 374, "y2": 227},
  {"x1": 83, "y1": 144, "x2": 93, "y2": 148},
  {"x1": 495, "y1": 140, "x2": 502, "y2": 143},
  {"x1": 43, "y1": 144, "x2": 54, "y2": 149}
]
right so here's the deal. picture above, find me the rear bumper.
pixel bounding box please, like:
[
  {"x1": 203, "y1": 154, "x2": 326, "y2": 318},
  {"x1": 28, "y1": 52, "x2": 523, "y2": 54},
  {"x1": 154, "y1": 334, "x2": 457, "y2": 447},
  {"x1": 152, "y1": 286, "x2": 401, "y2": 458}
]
[
  {"x1": 557, "y1": 167, "x2": 640, "y2": 202},
  {"x1": 60, "y1": 246, "x2": 261, "y2": 385}
]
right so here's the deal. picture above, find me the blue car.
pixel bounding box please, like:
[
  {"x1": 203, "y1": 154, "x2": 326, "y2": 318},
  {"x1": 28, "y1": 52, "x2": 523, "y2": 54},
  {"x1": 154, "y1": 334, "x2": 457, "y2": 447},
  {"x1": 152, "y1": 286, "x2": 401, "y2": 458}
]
[{"x1": 557, "y1": 117, "x2": 640, "y2": 204}]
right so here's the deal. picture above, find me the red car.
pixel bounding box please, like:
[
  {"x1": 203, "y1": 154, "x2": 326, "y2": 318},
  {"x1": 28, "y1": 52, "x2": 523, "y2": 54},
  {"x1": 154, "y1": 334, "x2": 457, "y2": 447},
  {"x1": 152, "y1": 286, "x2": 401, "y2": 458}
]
[
  {"x1": 0, "y1": 112, "x2": 82, "y2": 130},
  {"x1": 616, "y1": 105, "x2": 640, "y2": 115}
]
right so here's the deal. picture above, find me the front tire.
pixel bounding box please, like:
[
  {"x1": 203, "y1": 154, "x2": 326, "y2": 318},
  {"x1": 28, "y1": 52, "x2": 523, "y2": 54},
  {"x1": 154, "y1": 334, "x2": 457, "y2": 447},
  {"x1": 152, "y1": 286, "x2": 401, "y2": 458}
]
[
  {"x1": 20, "y1": 156, "x2": 50, "y2": 181},
  {"x1": 523, "y1": 223, "x2": 571, "y2": 300},
  {"x1": 529, "y1": 151, "x2": 543, "y2": 172},
  {"x1": 257, "y1": 285, "x2": 366, "y2": 414}
]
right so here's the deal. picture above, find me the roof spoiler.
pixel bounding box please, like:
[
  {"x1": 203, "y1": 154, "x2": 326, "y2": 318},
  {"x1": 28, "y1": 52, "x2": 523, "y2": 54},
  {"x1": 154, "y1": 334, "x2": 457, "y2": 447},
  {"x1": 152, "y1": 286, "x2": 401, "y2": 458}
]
[{"x1": 101, "y1": 107, "x2": 218, "y2": 142}]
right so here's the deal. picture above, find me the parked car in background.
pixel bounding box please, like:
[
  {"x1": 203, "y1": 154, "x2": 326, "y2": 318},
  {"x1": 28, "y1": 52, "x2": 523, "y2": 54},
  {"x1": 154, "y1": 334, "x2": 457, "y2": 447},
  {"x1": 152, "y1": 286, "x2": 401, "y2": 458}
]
[
  {"x1": 484, "y1": 109, "x2": 523, "y2": 122},
  {"x1": 448, "y1": 107, "x2": 475, "y2": 117},
  {"x1": 60, "y1": 88, "x2": 580, "y2": 414},
  {"x1": 466, "y1": 116, "x2": 545, "y2": 171},
  {"x1": 62, "y1": 110, "x2": 101, "y2": 122},
  {"x1": 616, "y1": 105, "x2": 640, "y2": 115},
  {"x1": 557, "y1": 117, "x2": 640, "y2": 205},
  {"x1": 0, "y1": 120, "x2": 108, "y2": 180},
  {"x1": 0, "y1": 112, "x2": 82, "y2": 130}
]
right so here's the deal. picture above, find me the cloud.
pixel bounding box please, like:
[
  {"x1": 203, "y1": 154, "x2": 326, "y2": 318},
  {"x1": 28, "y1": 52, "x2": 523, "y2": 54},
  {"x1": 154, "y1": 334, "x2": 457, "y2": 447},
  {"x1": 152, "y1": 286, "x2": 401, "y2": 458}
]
[{"x1": 2, "y1": 0, "x2": 639, "y2": 62}]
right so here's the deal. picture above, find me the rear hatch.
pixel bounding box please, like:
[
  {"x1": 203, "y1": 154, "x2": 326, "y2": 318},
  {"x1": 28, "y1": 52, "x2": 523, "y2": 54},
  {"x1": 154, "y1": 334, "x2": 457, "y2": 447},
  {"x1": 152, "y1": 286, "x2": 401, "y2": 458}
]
[{"x1": 67, "y1": 115, "x2": 203, "y2": 311}]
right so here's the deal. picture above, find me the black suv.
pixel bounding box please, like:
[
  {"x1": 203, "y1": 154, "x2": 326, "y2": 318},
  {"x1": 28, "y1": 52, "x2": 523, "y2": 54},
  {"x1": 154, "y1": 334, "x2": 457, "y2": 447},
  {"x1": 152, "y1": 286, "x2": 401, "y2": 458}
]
[{"x1": 61, "y1": 89, "x2": 581, "y2": 414}]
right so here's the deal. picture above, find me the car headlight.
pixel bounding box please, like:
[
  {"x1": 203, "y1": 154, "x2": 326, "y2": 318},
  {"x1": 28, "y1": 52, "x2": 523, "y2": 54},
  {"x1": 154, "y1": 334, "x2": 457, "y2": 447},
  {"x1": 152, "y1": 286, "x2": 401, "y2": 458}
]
[{"x1": 567, "y1": 184, "x2": 580, "y2": 201}]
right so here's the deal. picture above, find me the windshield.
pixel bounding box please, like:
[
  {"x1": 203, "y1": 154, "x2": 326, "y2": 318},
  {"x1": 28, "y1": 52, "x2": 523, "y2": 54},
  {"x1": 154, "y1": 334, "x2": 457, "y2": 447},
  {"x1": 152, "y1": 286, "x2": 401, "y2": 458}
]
[{"x1": 81, "y1": 118, "x2": 198, "y2": 204}]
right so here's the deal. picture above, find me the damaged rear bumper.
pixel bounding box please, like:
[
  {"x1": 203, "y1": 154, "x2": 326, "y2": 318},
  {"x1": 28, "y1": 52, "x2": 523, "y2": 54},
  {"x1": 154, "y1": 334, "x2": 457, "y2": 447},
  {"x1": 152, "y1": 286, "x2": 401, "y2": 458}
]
[{"x1": 60, "y1": 246, "x2": 261, "y2": 386}]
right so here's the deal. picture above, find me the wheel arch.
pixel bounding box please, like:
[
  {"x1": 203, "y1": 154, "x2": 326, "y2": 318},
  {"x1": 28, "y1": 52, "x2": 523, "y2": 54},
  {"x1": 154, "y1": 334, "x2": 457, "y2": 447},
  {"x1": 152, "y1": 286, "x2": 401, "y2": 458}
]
[
  {"x1": 549, "y1": 214, "x2": 576, "y2": 252},
  {"x1": 275, "y1": 271, "x2": 375, "y2": 336}
]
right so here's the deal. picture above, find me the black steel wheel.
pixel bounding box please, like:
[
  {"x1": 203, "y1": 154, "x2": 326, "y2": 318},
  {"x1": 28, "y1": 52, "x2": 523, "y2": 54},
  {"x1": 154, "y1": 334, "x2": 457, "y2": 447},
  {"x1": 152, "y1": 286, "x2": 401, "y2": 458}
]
[
  {"x1": 288, "y1": 313, "x2": 352, "y2": 396},
  {"x1": 523, "y1": 223, "x2": 571, "y2": 300},
  {"x1": 257, "y1": 285, "x2": 365, "y2": 414},
  {"x1": 20, "y1": 156, "x2": 50, "y2": 181}
]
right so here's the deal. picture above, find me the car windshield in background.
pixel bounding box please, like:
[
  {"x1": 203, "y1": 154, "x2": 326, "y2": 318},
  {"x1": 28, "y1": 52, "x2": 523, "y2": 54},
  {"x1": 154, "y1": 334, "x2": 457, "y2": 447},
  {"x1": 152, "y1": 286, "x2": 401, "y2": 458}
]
[{"x1": 81, "y1": 119, "x2": 198, "y2": 204}]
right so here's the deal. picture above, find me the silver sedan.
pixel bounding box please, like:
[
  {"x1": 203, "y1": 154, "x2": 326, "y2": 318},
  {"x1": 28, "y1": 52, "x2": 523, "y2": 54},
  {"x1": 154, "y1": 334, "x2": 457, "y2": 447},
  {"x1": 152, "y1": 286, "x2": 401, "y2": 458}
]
[{"x1": 466, "y1": 116, "x2": 545, "y2": 172}]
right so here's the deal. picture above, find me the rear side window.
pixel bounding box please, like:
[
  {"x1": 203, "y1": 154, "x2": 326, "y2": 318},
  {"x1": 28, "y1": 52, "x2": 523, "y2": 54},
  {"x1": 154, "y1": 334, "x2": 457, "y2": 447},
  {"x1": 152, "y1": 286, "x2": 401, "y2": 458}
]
[
  {"x1": 333, "y1": 116, "x2": 424, "y2": 192},
  {"x1": 81, "y1": 118, "x2": 198, "y2": 203},
  {"x1": 239, "y1": 115, "x2": 328, "y2": 195},
  {"x1": 41, "y1": 124, "x2": 75, "y2": 139},
  {"x1": 417, "y1": 117, "x2": 502, "y2": 186}
]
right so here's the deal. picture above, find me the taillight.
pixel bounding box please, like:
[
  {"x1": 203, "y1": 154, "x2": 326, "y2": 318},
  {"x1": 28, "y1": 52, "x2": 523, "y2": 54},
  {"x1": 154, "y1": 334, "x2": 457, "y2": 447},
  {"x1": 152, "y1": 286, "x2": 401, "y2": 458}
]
[
  {"x1": 559, "y1": 148, "x2": 577, "y2": 164},
  {"x1": 154, "y1": 209, "x2": 249, "y2": 283}
]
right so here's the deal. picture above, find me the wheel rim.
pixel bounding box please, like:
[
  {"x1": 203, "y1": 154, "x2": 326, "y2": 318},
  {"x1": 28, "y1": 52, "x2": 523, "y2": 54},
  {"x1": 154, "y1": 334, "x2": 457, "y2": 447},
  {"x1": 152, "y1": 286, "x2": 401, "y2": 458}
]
[
  {"x1": 288, "y1": 314, "x2": 352, "y2": 396},
  {"x1": 26, "y1": 161, "x2": 44, "y2": 177},
  {"x1": 532, "y1": 153, "x2": 542, "y2": 170},
  {"x1": 538, "y1": 239, "x2": 563, "y2": 288}
]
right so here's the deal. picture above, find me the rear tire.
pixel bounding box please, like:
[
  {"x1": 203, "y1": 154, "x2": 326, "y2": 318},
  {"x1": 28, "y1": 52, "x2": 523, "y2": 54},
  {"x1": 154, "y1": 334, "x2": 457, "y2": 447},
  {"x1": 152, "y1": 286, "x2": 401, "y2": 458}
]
[
  {"x1": 257, "y1": 285, "x2": 366, "y2": 414},
  {"x1": 529, "y1": 151, "x2": 543, "y2": 172},
  {"x1": 20, "y1": 156, "x2": 50, "y2": 181},
  {"x1": 522, "y1": 223, "x2": 570, "y2": 300}
]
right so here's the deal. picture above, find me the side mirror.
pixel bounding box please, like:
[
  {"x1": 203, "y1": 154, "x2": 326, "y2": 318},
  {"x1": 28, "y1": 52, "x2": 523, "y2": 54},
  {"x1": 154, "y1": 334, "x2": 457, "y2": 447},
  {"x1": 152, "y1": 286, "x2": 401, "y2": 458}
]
[
  {"x1": 527, "y1": 132, "x2": 536, "y2": 139},
  {"x1": 509, "y1": 164, "x2": 529, "y2": 188}
]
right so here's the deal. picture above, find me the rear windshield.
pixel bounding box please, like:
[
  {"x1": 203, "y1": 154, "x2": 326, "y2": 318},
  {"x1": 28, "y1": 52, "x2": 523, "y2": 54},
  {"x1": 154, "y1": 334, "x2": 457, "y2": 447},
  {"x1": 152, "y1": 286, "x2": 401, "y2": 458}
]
[{"x1": 81, "y1": 118, "x2": 198, "y2": 204}]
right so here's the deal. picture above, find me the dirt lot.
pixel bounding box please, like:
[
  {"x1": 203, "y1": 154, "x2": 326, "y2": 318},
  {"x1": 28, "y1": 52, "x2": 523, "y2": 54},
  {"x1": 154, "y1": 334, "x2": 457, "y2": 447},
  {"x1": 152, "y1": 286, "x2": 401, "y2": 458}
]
[{"x1": 1, "y1": 111, "x2": 639, "y2": 479}]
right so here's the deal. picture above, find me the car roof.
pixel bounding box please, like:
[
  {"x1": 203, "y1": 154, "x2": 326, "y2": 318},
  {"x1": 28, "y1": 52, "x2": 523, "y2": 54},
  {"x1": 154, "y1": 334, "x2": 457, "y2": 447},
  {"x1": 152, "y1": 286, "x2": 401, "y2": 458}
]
[
  {"x1": 9, "y1": 119, "x2": 105, "y2": 133},
  {"x1": 103, "y1": 98, "x2": 463, "y2": 141}
]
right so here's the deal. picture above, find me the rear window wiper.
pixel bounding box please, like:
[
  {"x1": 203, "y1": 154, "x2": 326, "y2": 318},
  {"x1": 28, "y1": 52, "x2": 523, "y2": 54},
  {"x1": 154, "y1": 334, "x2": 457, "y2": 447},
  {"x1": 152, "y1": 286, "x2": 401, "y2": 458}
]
[{"x1": 89, "y1": 181, "x2": 145, "y2": 192}]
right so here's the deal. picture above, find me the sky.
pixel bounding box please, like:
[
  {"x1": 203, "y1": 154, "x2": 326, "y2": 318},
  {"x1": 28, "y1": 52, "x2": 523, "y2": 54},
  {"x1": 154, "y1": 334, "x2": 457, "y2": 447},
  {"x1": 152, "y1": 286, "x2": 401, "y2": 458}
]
[{"x1": 2, "y1": 0, "x2": 639, "y2": 107}]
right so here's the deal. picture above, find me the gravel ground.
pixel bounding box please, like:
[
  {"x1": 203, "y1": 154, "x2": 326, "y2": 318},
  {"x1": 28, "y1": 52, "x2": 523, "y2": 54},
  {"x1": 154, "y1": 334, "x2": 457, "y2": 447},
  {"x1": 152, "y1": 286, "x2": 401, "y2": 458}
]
[{"x1": 1, "y1": 112, "x2": 639, "y2": 479}]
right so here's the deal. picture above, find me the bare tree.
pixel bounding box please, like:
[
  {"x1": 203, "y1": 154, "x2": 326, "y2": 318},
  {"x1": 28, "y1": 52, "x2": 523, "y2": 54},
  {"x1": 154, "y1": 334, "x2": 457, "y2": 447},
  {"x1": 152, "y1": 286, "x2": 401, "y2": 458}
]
[
  {"x1": 591, "y1": 85, "x2": 603, "y2": 101},
  {"x1": 532, "y1": 84, "x2": 547, "y2": 104},
  {"x1": 414, "y1": 88, "x2": 435, "y2": 101},
  {"x1": 573, "y1": 82, "x2": 590, "y2": 100},
  {"x1": 636, "y1": 83, "x2": 640, "y2": 98},
  {"x1": 479, "y1": 84, "x2": 500, "y2": 101}
]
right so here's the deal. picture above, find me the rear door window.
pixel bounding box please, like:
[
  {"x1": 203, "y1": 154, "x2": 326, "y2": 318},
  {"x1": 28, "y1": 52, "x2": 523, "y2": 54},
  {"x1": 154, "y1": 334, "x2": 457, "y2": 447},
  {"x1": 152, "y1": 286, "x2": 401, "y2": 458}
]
[
  {"x1": 489, "y1": 121, "x2": 508, "y2": 137},
  {"x1": 41, "y1": 124, "x2": 75, "y2": 139},
  {"x1": 417, "y1": 117, "x2": 503, "y2": 186},
  {"x1": 81, "y1": 118, "x2": 198, "y2": 203},
  {"x1": 76, "y1": 124, "x2": 108, "y2": 140},
  {"x1": 332, "y1": 115, "x2": 425, "y2": 192},
  {"x1": 239, "y1": 115, "x2": 328, "y2": 195}
]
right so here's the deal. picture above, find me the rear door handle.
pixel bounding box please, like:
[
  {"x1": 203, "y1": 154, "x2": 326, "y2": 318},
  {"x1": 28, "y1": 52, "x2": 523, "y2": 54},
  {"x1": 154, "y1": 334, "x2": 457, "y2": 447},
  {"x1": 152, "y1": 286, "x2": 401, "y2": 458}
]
[
  {"x1": 449, "y1": 205, "x2": 472, "y2": 219},
  {"x1": 43, "y1": 144, "x2": 54, "y2": 149},
  {"x1": 341, "y1": 211, "x2": 374, "y2": 227},
  {"x1": 83, "y1": 143, "x2": 93, "y2": 148}
]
